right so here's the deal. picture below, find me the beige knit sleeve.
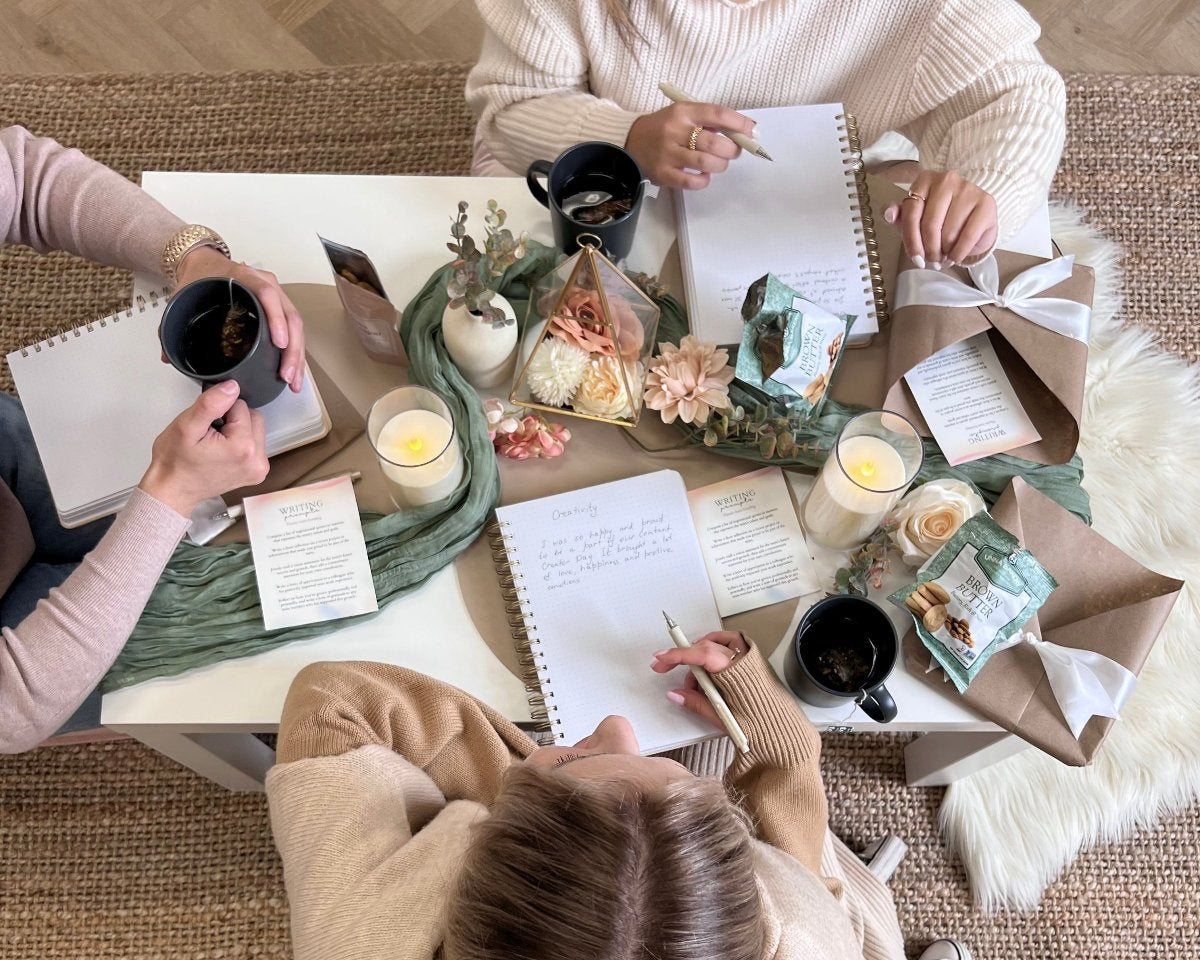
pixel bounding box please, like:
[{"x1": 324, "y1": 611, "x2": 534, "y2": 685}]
[
  {"x1": 276, "y1": 661, "x2": 537, "y2": 804},
  {"x1": 0, "y1": 490, "x2": 189, "y2": 753},
  {"x1": 0, "y1": 125, "x2": 184, "y2": 277},
  {"x1": 899, "y1": 0, "x2": 1066, "y2": 240},
  {"x1": 465, "y1": 0, "x2": 641, "y2": 176},
  {"x1": 712, "y1": 642, "x2": 832, "y2": 884}
]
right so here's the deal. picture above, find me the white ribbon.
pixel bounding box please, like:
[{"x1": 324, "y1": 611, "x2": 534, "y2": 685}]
[
  {"x1": 894, "y1": 254, "x2": 1091, "y2": 344},
  {"x1": 925, "y1": 631, "x2": 1136, "y2": 738},
  {"x1": 996, "y1": 631, "x2": 1136, "y2": 738}
]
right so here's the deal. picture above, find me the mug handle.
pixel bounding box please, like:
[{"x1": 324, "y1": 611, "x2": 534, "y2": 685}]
[
  {"x1": 858, "y1": 683, "x2": 897, "y2": 724},
  {"x1": 526, "y1": 160, "x2": 553, "y2": 208}
]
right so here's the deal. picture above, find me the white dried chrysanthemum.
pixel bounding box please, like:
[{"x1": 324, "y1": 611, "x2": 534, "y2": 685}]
[{"x1": 526, "y1": 337, "x2": 589, "y2": 407}]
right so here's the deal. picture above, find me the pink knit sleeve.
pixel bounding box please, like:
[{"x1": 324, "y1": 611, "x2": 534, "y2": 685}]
[
  {"x1": 0, "y1": 125, "x2": 184, "y2": 277},
  {"x1": 0, "y1": 490, "x2": 189, "y2": 753}
]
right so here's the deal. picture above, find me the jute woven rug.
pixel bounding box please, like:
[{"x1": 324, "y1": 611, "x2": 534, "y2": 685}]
[{"x1": 1, "y1": 66, "x2": 1198, "y2": 958}]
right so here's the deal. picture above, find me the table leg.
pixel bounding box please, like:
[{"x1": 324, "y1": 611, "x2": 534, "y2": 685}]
[
  {"x1": 904, "y1": 731, "x2": 1028, "y2": 787},
  {"x1": 115, "y1": 728, "x2": 275, "y2": 792}
]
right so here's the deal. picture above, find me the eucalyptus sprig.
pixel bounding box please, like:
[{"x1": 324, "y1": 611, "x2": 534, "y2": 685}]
[
  {"x1": 833, "y1": 521, "x2": 898, "y2": 596},
  {"x1": 700, "y1": 400, "x2": 827, "y2": 461},
  {"x1": 445, "y1": 200, "x2": 515, "y2": 329},
  {"x1": 482, "y1": 200, "x2": 527, "y2": 280}
]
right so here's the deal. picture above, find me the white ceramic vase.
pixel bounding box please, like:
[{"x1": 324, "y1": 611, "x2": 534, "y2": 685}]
[{"x1": 442, "y1": 293, "x2": 518, "y2": 390}]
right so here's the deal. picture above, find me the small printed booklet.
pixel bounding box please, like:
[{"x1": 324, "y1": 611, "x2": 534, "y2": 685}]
[
  {"x1": 687, "y1": 467, "x2": 819, "y2": 617},
  {"x1": 243, "y1": 475, "x2": 378, "y2": 630},
  {"x1": 904, "y1": 333, "x2": 1041, "y2": 466}
]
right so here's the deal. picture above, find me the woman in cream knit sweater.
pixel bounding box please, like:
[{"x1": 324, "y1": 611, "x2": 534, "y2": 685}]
[
  {"x1": 267, "y1": 631, "x2": 908, "y2": 960},
  {"x1": 467, "y1": 0, "x2": 1066, "y2": 267}
]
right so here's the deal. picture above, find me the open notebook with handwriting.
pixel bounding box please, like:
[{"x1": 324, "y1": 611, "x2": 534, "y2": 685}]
[
  {"x1": 489, "y1": 470, "x2": 723, "y2": 753},
  {"x1": 675, "y1": 102, "x2": 888, "y2": 348}
]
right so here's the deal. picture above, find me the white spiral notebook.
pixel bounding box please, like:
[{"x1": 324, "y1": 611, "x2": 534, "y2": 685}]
[
  {"x1": 6, "y1": 290, "x2": 330, "y2": 528},
  {"x1": 491, "y1": 470, "x2": 724, "y2": 753},
  {"x1": 675, "y1": 102, "x2": 887, "y2": 348}
]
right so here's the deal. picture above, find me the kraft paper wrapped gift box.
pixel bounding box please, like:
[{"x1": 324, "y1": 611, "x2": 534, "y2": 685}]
[
  {"x1": 903, "y1": 478, "x2": 1182, "y2": 765},
  {"x1": 884, "y1": 251, "x2": 1094, "y2": 466}
]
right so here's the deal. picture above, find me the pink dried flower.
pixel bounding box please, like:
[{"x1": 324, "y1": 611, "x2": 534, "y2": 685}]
[
  {"x1": 484, "y1": 398, "x2": 571, "y2": 460},
  {"x1": 643, "y1": 335, "x2": 735, "y2": 425},
  {"x1": 548, "y1": 286, "x2": 644, "y2": 361}
]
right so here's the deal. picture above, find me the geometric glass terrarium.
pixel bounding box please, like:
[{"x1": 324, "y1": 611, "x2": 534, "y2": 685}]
[{"x1": 510, "y1": 240, "x2": 660, "y2": 427}]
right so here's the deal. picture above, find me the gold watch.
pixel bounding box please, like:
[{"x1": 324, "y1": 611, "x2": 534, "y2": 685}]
[{"x1": 161, "y1": 224, "x2": 231, "y2": 286}]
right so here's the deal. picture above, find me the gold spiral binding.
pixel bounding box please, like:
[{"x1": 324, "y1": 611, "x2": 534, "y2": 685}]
[
  {"x1": 840, "y1": 114, "x2": 890, "y2": 341},
  {"x1": 15, "y1": 287, "x2": 172, "y2": 358},
  {"x1": 487, "y1": 520, "x2": 562, "y2": 739}
]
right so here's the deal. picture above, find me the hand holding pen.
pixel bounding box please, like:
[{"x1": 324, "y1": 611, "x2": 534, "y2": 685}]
[
  {"x1": 654, "y1": 622, "x2": 751, "y2": 753},
  {"x1": 624, "y1": 84, "x2": 768, "y2": 191}
]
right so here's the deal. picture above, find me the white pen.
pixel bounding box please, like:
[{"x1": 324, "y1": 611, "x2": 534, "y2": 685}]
[
  {"x1": 662, "y1": 611, "x2": 751, "y2": 754},
  {"x1": 657, "y1": 82, "x2": 774, "y2": 162}
]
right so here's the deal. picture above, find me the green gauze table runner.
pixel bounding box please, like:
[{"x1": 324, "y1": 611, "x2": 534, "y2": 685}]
[{"x1": 104, "y1": 242, "x2": 1087, "y2": 691}]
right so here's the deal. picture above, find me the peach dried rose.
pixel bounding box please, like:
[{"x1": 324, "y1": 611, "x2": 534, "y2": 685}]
[
  {"x1": 548, "y1": 286, "x2": 644, "y2": 361},
  {"x1": 887, "y1": 479, "x2": 986, "y2": 566},
  {"x1": 572, "y1": 356, "x2": 642, "y2": 420}
]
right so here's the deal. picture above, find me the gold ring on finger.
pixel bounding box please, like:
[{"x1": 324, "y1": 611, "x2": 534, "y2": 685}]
[
  {"x1": 687, "y1": 125, "x2": 703, "y2": 151},
  {"x1": 904, "y1": 191, "x2": 927, "y2": 203},
  {"x1": 727, "y1": 648, "x2": 740, "y2": 663}
]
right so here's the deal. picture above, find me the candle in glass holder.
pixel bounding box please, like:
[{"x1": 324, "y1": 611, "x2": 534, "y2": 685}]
[
  {"x1": 802, "y1": 411, "x2": 922, "y2": 550},
  {"x1": 368, "y1": 387, "x2": 464, "y2": 508}
]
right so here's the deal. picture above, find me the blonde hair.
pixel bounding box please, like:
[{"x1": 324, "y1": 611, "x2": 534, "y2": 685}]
[
  {"x1": 600, "y1": 0, "x2": 644, "y2": 47},
  {"x1": 446, "y1": 763, "x2": 765, "y2": 960}
]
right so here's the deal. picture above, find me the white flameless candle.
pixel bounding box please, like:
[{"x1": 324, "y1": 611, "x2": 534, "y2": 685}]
[
  {"x1": 803, "y1": 433, "x2": 914, "y2": 549},
  {"x1": 375, "y1": 409, "x2": 463, "y2": 507}
]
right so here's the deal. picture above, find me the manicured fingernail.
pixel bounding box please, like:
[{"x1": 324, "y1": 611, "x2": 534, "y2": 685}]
[
  {"x1": 652, "y1": 649, "x2": 671, "y2": 658},
  {"x1": 281, "y1": 365, "x2": 294, "y2": 383},
  {"x1": 931, "y1": 261, "x2": 942, "y2": 271},
  {"x1": 218, "y1": 380, "x2": 239, "y2": 394},
  {"x1": 666, "y1": 691, "x2": 685, "y2": 705},
  {"x1": 912, "y1": 255, "x2": 926, "y2": 269},
  {"x1": 883, "y1": 206, "x2": 897, "y2": 223}
]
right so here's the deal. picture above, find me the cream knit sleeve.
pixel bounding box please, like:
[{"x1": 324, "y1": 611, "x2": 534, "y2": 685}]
[
  {"x1": 900, "y1": 0, "x2": 1066, "y2": 240},
  {"x1": 465, "y1": 0, "x2": 641, "y2": 176}
]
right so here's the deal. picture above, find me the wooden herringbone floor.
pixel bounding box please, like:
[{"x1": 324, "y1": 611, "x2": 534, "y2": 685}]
[{"x1": 1, "y1": 0, "x2": 1197, "y2": 74}]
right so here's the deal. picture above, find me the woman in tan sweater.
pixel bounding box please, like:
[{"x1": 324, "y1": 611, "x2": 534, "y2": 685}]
[
  {"x1": 467, "y1": 0, "x2": 1066, "y2": 268},
  {"x1": 268, "y1": 632, "x2": 912, "y2": 960}
]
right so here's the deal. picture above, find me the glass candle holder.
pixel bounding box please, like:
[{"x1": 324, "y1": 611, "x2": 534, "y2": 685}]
[
  {"x1": 802, "y1": 410, "x2": 923, "y2": 550},
  {"x1": 367, "y1": 386, "x2": 464, "y2": 508}
]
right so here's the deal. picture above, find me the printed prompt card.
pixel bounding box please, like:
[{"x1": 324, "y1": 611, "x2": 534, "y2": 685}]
[{"x1": 243, "y1": 475, "x2": 378, "y2": 630}]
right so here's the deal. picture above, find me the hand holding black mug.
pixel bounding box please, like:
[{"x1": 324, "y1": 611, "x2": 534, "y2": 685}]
[
  {"x1": 783, "y1": 595, "x2": 899, "y2": 723},
  {"x1": 526, "y1": 141, "x2": 646, "y2": 261}
]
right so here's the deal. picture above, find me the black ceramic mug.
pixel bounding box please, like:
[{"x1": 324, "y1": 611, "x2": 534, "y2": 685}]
[
  {"x1": 526, "y1": 141, "x2": 646, "y2": 261},
  {"x1": 783, "y1": 595, "x2": 899, "y2": 723},
  {"x1": 160, "y1": 277, "x2": 285, "y2": 409}
]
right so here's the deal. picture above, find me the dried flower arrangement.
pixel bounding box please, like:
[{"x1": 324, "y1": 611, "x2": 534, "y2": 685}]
[
  {"x1": 511, "y1": 246, "x2": 660, "y2": 427},
  {"x1": 446, "y1": 200, "x2": 527, "y2": 330}
]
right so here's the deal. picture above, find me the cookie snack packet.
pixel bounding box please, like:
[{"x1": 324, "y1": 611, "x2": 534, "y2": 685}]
[
  {"x1": 888, "y1": 512, "x2": 1058, "y2": 692},
  {"x1": 735, "y1": 273, "x2": 854, "y2": 419}
]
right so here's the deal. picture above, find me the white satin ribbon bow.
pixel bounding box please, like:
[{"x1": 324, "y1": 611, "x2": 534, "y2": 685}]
[
  {"x1": 894, "y1": 254, "x2": 1091, "y2": 344},
  {"x1": 927, "y1": 631, "x2": 1136, "y2": 739}
]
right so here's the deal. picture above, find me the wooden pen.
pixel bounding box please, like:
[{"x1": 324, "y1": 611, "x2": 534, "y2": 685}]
[
  {"x1": 663, "y1": 610, "x2": 751, "y2": 754},
  {"x1": 658, "y1": 82, "x2": 774, "y2": 161}
]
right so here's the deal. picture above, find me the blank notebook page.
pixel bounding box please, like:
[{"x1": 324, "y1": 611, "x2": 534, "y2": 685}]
[
  {"x1": 677, "y1": 102, "x2": 874, "y2": 345},
  {"x1": 496, "y1": 470, "x2": 723, "y2": 753}
]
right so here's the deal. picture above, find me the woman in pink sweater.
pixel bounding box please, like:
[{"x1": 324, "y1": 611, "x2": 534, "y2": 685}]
[
  {"x1": 0, "y1": 125, "x2": 300, "y2": 752},
  {"x1": 467, "y1": 0, "x2": 1066, "y2": 267}
]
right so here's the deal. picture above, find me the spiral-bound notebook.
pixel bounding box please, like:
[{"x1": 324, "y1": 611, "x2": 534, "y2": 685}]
[
  {"x1": 676, "y1": 102, "x2": 887, "y2": 347},
  {"x1": 491, "y1": 470, "x2": 722, "y2": 753},
  {"x1": 6, "y1": 290, "x2": 331, "y2": 528}
]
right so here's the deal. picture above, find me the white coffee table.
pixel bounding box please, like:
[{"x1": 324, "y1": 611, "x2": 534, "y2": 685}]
[{"x1": 105, "y1": 172, "x2": 1044, "y2": 790}]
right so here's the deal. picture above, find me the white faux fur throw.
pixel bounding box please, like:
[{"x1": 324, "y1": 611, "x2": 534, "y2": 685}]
[{"x1": 939, "y1": 204, "x2": 1200, "y2": 910}]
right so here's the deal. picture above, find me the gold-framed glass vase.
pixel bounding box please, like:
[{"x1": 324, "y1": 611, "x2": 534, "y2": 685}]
[{"x1": 510, "y1": 240, "x2": 660, "y2": 428}]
